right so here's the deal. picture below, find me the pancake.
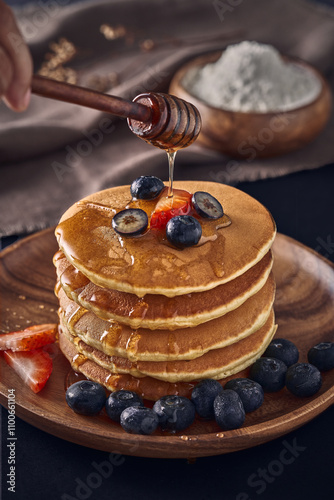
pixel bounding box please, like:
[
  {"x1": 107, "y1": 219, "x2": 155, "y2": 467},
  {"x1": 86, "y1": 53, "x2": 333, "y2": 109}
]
[
  {"x1": 54, "y1": 249, "x2": 273, "y2": 329},
  {"x1": 60, "y1": 328, "x2": 261, "y2": 401},
  {"x1": 60, "y1": 310, "x2": 276, "y2": 382},
  {"x1": 55, "y1": 181, "x2": 276, "y2": 297},
  {"x1": 57, "y1": 273, "x2": 275, "y2": 361},
  {"x1": 60, "y1": 328, "x2": 197, "y2": 401}
]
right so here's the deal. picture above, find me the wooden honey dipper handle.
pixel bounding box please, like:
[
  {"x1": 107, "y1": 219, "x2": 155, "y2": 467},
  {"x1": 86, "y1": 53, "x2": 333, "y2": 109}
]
[
  {"x1": 31, "y1": 74, "x2": 152, "y2": 122},
  {"x1": 31, "y1": 75, "x2": 201, "y2": 150}
]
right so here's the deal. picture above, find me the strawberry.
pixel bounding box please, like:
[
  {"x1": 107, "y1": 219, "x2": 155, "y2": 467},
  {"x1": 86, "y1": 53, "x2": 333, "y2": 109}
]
[
  {"x1": 150, "y1": 188, "x2": 192, "y2": 230},
  {"x1": 0, "y1": 324, "x2": 57, "y2": 352},
  {"x1": 3, "y1": 348, "x2": 53, "y2": 393}
]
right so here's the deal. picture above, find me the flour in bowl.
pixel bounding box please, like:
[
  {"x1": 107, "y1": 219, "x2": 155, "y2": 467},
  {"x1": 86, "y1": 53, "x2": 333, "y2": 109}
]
[{"x1": 182, "y1": 41, "x2": 321, "y2": 113}]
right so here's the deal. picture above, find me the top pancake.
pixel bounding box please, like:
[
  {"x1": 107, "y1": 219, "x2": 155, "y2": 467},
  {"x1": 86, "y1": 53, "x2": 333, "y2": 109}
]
[{"x1": 55, "y1": 181, "x2": 276, "y2": 297}]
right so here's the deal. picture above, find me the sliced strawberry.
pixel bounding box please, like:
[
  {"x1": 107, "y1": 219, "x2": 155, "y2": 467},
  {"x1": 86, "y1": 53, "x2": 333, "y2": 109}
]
[
  {"x1": 150, "y1": 188, "x2": 192, "y2": 230},
  {"x1": 3, "y1": 348, "x2": 53, "y2": 393},
  {"x1": 0, "y1": 324, "x2": 57, "y2": 352}
]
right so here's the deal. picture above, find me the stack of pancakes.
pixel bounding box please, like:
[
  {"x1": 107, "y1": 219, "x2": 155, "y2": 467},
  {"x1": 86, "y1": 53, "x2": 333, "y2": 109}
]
[{"x1": 54, "y1": 181, "x2": 277, "y2": 401}]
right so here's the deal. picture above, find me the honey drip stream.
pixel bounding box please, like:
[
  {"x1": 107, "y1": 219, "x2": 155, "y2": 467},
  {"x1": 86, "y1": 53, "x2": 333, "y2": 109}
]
[{"x1": 167, "y1": 150, "x2": 176, "y2": 198}]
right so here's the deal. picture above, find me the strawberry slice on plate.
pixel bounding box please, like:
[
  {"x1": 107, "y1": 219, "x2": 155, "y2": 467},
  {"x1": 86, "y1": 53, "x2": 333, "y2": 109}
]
[
  {"x1": 0, "y1": 324, "x2": 57, "y2": 352},
  {"x1": 150, "y1": 188, "x2": 192, "y2": 230},
  {"x1": 3, "y1": 348, "x2": 53, "y2": 393}
]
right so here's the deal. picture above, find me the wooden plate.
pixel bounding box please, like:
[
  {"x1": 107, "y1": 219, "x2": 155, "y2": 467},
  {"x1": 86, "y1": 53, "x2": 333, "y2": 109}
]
[{"x1": 0, "y1": 229, "x2": 334, "y2": 458}]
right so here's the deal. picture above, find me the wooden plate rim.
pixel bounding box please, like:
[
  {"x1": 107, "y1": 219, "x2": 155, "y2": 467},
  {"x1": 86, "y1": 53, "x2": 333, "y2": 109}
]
[{"x1": 1, "y1": 228, "x2": 334, "y2": 458}]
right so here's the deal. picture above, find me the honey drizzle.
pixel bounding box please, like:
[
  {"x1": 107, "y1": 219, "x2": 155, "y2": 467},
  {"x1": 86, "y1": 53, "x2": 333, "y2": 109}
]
[
  {"x1": 72, "y1": 353, "x2": 88, "y2": 370},
  {"x1": 216, "y1": 214, "x2": 232, "y2": 230},
  {"x1": 125, "y1": 332, "x2": 141, "y2": 359},
  {"x1": 54, "y1": 281, "x2": 62, "y2": 296},
  {"x1": 56, "y1": 204, "x2": 231, "y2": 291},
  {"x1": 99, "y1": 323, "x2": 123, "y2": 351},
  {"x1": 61, "y1": 264, "x2": 90, "y2": 292},
  {"x1": 197, "y1": 234, "x2": 217, "y2": 246},
  {"x1": 167, "y1": 150, "x2": 176, "y2": 198},
  {"x1": 67, "y1": 304, "x2": 86, "y2": 330},
  {"x1": 197, "y1": 214, "x2": 232, "y2": 247},
  {"x1": 128, "y1": 298, "x2": 149, "y2": 320},
  {"x1": 77, "y1": 201, "x2": 117, "y2": 215},
  {"x1": 53, "y1": 249, "x2": 64, "y2": 262},
  {"x1": 100, "y1": 372, "x2": 196, "y2": 401}
]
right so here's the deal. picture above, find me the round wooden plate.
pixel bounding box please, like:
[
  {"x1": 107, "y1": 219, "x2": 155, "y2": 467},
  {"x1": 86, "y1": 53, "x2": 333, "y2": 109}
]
[{"x1": 0, "y1": 229, "x2": 334, "y2": 458}]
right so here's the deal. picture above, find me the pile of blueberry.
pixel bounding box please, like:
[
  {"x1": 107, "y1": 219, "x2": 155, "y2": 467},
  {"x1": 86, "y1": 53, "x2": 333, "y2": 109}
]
[
  {"x1": 65, "y1": 340, "x2": 334, "y2": 435},
  {"x1": 112, "y1": 176, "x2": 224, "y2": 248}
]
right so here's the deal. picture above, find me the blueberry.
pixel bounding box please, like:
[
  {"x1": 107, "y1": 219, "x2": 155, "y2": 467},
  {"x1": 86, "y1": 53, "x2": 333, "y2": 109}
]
[
  {"x1": 224, "y1": 378, "x2": 264, "y2": 413},
  {"x1": 120, "y1": 406, "x2": 159, "y2": 435},
  {"x1": 130, "y1": 176, "x2": 164, "y2": 200},
  {"x1": 213, "y1": 390, "x2": 245, "y2": 430},
  {"x1": 286, "y1": 363, "x2": 322, "y2": 397},
  {"x1": 263, "y1": 338, "x2": 299, "y2": 367},
  {"x1": 105, "y1": 390, "x2": 143, "y2": 422},
  {"x1": 65, "y1": 380, "x2": 106, "y2": 416},
  {"x1": 153, "y1": 395, "x2": 196, "y2": 432},
  {"x1": 192, "y1": 191, "x2": 224, "y2": 219},
  {"x1": 249, "y1": 357, "x2": 287, "y2": 392},
  {"x1": 112, "y1": 208, "x2": 148, "y2": 236},
  {"x1": 166, "y1": 215, "x2": 202, "y2": 248},
  {"x1": 308, "y1": 342, "x2": 334, "y2": 371},
  {"x1": 191, "y1": 379, "x2": 223, "y2": 418}
]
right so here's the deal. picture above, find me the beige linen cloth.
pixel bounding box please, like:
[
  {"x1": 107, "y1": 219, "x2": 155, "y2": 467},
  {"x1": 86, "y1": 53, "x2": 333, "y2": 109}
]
[{"x1": 0, "y1": 0, "x2": 334, "y2": 236}]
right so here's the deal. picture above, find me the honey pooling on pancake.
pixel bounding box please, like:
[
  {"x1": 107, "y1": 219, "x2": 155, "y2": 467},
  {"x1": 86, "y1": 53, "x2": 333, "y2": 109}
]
[
  {"x1": 55, "y1": 197, "x2": 230, "y2": 286},
  {"x1": 56, "y1": 182, "x2": 276, "y2": 297},
  {"x1": 55, "y1": 185, "x2": 236, "y2": 296}
]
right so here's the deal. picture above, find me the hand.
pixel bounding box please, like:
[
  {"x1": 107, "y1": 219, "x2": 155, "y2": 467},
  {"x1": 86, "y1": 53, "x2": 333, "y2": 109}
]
[{"x1": 0, "y1": 0, "x2": 33, "y2": 111}]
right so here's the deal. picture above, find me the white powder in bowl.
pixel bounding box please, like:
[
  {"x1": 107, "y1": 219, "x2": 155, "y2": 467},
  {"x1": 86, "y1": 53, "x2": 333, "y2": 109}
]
[{"x1": 182, "y1": 41, "x2": 322, "y2": 113}]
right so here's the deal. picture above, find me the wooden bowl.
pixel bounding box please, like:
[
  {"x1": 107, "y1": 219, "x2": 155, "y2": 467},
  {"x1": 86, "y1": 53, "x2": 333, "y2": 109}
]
[{"x1": 169, "y1": 51, "x2": 332, "y2": 158}]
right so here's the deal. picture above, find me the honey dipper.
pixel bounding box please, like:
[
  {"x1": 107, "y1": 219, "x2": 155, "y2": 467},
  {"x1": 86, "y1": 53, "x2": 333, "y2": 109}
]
[{"x1": 31, "y1": 75, "x2": 201, "y2": 150}]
